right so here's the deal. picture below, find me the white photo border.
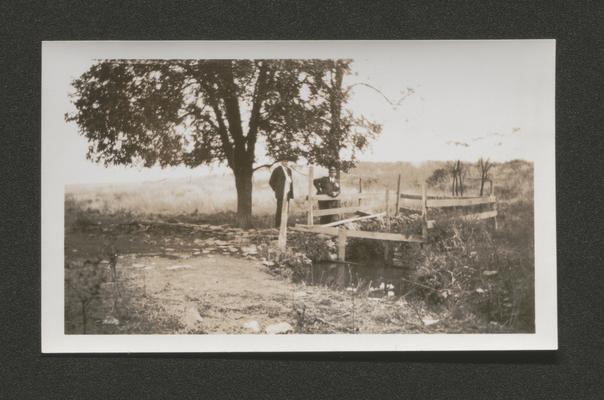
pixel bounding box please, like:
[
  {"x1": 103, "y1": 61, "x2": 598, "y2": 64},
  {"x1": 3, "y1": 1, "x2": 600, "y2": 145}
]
[{"x1": 42, "y1": 40, "x2": 557, "y2": 352}]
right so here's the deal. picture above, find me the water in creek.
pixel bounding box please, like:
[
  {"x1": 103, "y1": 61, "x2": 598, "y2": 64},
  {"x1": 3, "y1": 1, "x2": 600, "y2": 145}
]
[{"x1": 306, "y1": 261, "x2": 412, "y2": 297}]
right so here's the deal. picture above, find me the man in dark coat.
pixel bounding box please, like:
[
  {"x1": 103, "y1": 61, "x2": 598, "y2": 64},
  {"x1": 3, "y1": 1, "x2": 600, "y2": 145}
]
[
  {"x1": 269, "y1": 160, "x2": 294, "y2": 228},
  {"x1": 313, "y1": 166, "x2": 341, "y2": 224}
]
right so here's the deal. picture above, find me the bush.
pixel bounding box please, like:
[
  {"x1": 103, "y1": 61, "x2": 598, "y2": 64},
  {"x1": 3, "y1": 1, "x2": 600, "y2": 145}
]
[
  {"x1": 410, "y1": 217, "x2": 534, "y2": 332},
  {"x1": 287, "y1": 232, "x2": 335, "y2": 262}
]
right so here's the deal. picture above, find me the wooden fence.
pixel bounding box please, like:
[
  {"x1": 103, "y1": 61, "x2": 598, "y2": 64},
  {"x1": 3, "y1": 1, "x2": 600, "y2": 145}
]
[
  {"x1": 291, "y1": 167, "x2": 498, "y2": 263},
  {"x1": 397, "y1": 180, "x2": 498, "y2": 239},
  {"x1": 292, "y1": 166, "x2": 424, "y2": 262}
]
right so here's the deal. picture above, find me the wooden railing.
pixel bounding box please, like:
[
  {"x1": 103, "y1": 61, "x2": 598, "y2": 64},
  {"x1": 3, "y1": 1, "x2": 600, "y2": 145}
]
[
  {"x1": 305, "y1": 166, "x2": 387, "y2": 225},
  {"x1": 293, "y1": 168, "x2": 499, "y2": 263},
  {"x1": 398, "y1": 182, "x2": 498, "y2": 239}
]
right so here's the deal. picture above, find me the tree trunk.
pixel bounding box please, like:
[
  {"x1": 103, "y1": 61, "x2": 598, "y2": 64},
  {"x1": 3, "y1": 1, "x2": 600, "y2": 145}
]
[
  {"x1": 329, "y1": 61, "x2": 344, "y2": 172},
  {"x1": 234, "y1": 167, "x2": 254, "y2": 228}
]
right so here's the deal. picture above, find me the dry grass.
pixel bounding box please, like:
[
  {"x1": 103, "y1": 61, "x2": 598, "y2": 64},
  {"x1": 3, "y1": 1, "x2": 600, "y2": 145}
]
[
  {"x1": 66, "y1": 160, "x2": 532, "y2": 221},
  {"x1": 66, "y1": 167, "x2": 392, "y2": 225}
]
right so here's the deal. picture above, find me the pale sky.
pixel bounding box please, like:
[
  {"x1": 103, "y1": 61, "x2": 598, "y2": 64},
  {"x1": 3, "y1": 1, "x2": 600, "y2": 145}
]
[{"x1": 43, "y1": 41, "x2": 555, "y2": 184}]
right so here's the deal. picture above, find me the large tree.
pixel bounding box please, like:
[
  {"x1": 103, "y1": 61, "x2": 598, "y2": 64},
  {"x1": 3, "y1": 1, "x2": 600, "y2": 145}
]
[{"x1": 67, "y1": 59, "x2": 380, "y2": 227}]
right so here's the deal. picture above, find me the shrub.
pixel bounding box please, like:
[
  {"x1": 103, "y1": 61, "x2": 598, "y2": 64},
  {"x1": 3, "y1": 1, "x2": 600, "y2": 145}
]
[
  {"x1": 410, "y1": 217, "x2": 534, "y2": 332},
  {"x1": 287, "y1": 232, "x2": 335, "y2": 262}
]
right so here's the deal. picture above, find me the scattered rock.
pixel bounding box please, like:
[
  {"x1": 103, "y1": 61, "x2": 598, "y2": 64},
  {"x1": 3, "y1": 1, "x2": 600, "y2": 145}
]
[
  {"x1": 165, "y1": 248, "x2": 175, "y2": 252},
  {"x1": 102, "y1": 316, "x2": 119, "y2": 325},
  {"x1": 483, "y1": 270, "x2": 498, "y2": 276},
  {"x1": 241, "y1": 245, "x2": 258, "y2": 255},
  {"x1": 421, "y1": 317, "x2": 440, "y2": 326},
  {"x1": 242, "y1": 320, "x2": 261, "y2": 333},
  {"x1": 167, "y1": 265, "x2": 192, "y2": 270},
  {"x1": 265, "y1": 322, "x2": 293, "y2": 334}
]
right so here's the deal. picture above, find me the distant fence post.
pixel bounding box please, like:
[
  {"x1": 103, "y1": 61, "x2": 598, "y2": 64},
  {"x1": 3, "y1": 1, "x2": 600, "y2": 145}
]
[
  {"x1": 307, "y1": 165, "x2": 314, "y2": 226},
  {"x1": 385, "y1": 188, "x2": 390, "y2": 217},
  {"x1": 395, "y1": 174, "x2": 401, "y2": 216},
  {"x1": 358, "y1": 178, "x2": 363, "y2": 207},
  {"x1": 385, "y1": 188, "x2": 391, "y2": 233},
  {"x1": 421, "y1": 181, "x2": 428, "y2": 241}
]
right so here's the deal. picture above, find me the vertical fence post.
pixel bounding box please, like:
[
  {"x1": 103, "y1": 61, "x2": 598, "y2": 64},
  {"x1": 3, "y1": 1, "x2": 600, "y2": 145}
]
[
  {"x1": 278, "y1": 179, "x2": 289, "y2": 251},
  {"x1": 384, "y1": 187, "x2": 392, "y2": 264},
  {"x1": 491, "y1": 184, "x2": 498, "y2": 230},
  {"x1": 337, "y1": 228, "x2": 347, "y2": 262},
  {"x1": 421, "y1": 181, "x2": 428, "y2": 241},
  {"x1": 307, "y1": 165, "x2": 314, "y2": 226},
  {"x1": 385, "y1": 188, "x2": 390, "y2": 217},
  {"x1": 358, "y1": 178, "x2": 363, "y2": 208},
  {"x1": 395, "y1": 174, "x2": 401, "y2": 216}
]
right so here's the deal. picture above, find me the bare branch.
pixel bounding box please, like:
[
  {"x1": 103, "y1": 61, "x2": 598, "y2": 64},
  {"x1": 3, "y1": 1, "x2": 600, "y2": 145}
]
[
  {"x1": 347, "y1": 82, "x2": 414, "y2": 107},
  {"x1": 252, "y1": 160, "x2": 280, "y2": 173}
]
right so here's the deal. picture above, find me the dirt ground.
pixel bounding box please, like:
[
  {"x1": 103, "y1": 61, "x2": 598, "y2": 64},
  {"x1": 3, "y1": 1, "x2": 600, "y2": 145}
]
[
  {"x1": 64, "y1": 218, "x2": 467, "y2": 334},
  {"x1": 66, "y1": 249, "x2": 447, "y2": 334}
]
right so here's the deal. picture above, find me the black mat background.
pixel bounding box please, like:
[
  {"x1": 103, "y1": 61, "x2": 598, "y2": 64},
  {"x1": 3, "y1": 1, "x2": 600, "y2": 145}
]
[{"x1": 1, "y1": 1, "x2": 603, "y2": 398}]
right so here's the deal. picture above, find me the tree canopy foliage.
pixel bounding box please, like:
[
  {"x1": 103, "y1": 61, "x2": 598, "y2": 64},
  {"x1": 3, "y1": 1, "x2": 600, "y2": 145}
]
[
  {"x1": 67, "y1": 59, "x2": 380, "y2": 170},
  {"x1": 66, "y1": 59, "x2": 381, "y2": 226}
]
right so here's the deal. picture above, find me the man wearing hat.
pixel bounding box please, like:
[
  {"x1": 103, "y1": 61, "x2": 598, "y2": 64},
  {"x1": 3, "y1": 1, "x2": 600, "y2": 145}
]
[
  {"x1": 269, "y1": 160, "x2": 294, "y2": 228},
  {"x1": 313, "y1": 166, "x2": 341, "y2": 224}
]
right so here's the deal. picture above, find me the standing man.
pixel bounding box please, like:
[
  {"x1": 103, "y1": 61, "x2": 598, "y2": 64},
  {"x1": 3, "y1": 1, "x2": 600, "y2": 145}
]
[
  {"x1": 269, "y1": 160, "x2": 294, "y2": 228},
  {"x1": 314, "y1": 166, "x2": 341, "y2": 224}
]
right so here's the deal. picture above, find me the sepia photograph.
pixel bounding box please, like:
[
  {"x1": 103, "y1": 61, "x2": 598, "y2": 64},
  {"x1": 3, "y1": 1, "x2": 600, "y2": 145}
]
[{"x1": 41, "y1": 40, "x2": 557, "y2": 352}]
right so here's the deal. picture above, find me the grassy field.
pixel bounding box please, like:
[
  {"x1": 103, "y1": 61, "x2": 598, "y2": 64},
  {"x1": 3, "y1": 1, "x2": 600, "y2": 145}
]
[
  {"x1": 66, "y1": 160, "x2": 533, "y2": 224},
  {"x1": 64, "y1": 160, "x2": 534, "y2": 334}
]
